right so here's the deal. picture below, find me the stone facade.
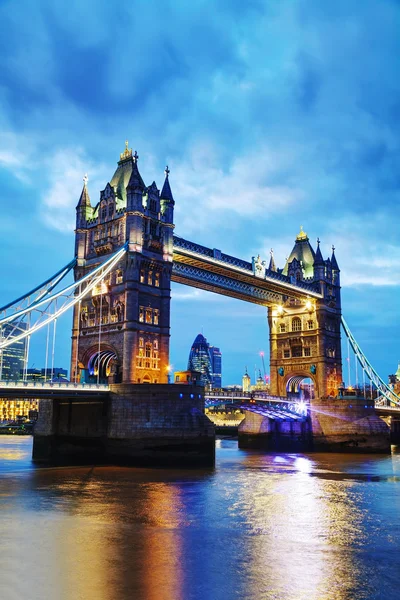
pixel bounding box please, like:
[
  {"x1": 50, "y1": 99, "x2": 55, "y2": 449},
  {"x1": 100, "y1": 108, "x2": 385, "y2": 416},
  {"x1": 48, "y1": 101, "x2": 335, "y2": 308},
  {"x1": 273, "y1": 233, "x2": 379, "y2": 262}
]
[
  {"x1": 269, "y1": 230, "x2": 342, "y2": 399},
  {"x1": 71, "y1": 145, "x2": 175, "y2": 385}
]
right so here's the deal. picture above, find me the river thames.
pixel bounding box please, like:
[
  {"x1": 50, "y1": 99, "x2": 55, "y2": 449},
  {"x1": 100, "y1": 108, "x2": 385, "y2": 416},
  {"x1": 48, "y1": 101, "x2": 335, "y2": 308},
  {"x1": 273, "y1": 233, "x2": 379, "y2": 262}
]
[{"x1": 1, "y1": 436, "x2": 400, "y2": 600}]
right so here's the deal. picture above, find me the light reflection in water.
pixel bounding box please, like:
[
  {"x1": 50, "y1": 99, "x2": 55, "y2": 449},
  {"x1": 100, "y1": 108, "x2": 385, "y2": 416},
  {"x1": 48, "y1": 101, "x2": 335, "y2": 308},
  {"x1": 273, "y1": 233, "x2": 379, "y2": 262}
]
[{"x1": 1, "y1": 437, "x2": 400, "y2": 600}]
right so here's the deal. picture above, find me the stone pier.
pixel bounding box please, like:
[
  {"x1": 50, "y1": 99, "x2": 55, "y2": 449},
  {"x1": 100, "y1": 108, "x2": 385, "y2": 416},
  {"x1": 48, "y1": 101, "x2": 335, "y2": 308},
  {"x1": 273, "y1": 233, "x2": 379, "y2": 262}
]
[
  {"x1": 33, "y1": 383, "x2": 215, "y2": 467},
  {"x1": 310, "y1": 397, "x2": 390, "y2": 453},
  {"x1": 238, "y1": 411, "x2": 312, "y2": 451},
  {"x1": 238, "y1": 396, "x2": 391, "y2": 453}
]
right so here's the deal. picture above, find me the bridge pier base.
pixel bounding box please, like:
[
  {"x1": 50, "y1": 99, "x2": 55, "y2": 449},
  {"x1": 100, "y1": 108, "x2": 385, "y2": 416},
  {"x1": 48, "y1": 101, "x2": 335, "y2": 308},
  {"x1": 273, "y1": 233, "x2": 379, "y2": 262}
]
[
  {"x1": 389, "y1": 418, "x2": 400, "y2": 445},
  {"x1": 310, "y1": 397, "x2": 391, "y2": 453},
  {"x1": 32, "y1": 384, "x2": 215, "y2": 467},
  {"x1": 238, "y1": 411, "x2": 312, "y2": 451}
]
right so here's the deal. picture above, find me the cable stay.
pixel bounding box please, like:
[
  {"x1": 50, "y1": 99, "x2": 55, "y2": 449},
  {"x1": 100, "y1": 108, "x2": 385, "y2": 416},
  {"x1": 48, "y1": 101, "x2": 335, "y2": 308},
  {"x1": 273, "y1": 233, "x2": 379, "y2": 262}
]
[
  {"x1": 341, "y1": 316, "x2": 400, "y2": 408},
  {"x1": 0, "y1": 243, "x2": 127, "y2": 351},
  {"x1": 0, "y1": 258, "x2": 77, "y2": 315}
]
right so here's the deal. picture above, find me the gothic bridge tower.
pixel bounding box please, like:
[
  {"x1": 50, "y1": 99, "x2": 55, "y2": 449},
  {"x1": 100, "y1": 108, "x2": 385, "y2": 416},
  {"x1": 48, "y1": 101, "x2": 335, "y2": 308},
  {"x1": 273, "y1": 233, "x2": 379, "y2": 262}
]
[
  {"x1": 71, "y1": 142, "x2": 175, "y2": 384},
  {"x1": 268, "y1": 227, "x2": 342, "y2": 400}
]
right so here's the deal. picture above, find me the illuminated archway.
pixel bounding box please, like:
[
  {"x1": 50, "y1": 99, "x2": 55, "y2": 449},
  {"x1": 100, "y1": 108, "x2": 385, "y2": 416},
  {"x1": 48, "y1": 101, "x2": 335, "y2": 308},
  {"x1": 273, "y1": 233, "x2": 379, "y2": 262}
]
[
  {"x1": 88, "y1": 350, "x2": 118, "y2": 383},
  {"x1": 286, "y1": 375, "x2": 315, "y2": 401}
]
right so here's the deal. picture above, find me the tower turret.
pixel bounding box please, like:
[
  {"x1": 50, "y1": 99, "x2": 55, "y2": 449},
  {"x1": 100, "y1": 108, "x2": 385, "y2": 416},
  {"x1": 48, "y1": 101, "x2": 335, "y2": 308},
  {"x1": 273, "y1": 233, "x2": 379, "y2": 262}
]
[
  {"x1": 268, "y1": 249, "x2": 277, "y2": 272},
  {"x1": 283, "y1": 226, "x2": 315, "y2": 278},
  {"x1": 331, "y1": 245, "x2": 340, "y2": 285},
  {"x1": 75, "y1": 174, "x2": 92, "y2": 262},
  {"x1": 160, "y1": 166, "x2": 175, "y2": 261},
  {"x1": 76, "y1": 174, "x2": 92, "y2": 228},
  {"x1": 160, "y1": 165, "x2": 175, "y2": 224},
  {"x1": 313, "y1": 238, "x2": 325, "y2": 281},
  {"x1": 126, "y1": 149, "x2": 145, "y2": 252}
]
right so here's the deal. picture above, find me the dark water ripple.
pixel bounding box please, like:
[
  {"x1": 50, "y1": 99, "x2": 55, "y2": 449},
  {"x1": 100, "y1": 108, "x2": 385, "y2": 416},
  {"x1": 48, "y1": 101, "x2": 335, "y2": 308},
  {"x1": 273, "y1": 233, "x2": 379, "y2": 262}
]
[{"x1": 1, "y1": 436, "x2": 400, "y2": 600}]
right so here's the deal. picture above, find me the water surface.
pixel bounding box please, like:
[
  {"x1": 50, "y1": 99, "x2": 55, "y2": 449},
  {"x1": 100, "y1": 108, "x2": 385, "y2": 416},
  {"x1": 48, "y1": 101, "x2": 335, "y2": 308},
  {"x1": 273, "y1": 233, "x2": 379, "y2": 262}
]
[{"x1": 1, "y1": 436, "x2": 399, "y2": 600}]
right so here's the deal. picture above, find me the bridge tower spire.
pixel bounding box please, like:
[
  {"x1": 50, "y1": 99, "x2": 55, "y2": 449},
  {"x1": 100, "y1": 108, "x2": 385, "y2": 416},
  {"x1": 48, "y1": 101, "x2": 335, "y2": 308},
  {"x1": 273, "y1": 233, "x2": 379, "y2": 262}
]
[
  {"x1": 70, "y1": 143, "x2": 174, "y2": 384},
  {"x1": 268, "y1": 228, "x2": 342, "y2": 399}
]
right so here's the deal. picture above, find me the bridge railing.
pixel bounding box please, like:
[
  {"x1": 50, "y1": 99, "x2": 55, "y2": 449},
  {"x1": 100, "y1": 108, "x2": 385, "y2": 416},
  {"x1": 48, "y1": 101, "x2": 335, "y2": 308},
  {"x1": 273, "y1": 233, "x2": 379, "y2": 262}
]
[{"x1": 0, "y1": 380, "x2": 110, "y2": 392}]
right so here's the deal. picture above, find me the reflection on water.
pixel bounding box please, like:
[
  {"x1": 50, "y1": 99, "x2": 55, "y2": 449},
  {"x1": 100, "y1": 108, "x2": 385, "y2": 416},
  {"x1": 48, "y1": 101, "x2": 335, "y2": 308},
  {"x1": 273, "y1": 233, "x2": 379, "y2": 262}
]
[{"x1": 1, "y1": 437, "x2": 400, "y2": 600}]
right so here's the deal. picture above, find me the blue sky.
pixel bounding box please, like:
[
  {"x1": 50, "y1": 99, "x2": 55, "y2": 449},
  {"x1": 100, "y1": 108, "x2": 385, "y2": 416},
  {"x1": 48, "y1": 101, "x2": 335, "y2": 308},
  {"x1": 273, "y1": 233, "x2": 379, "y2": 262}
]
[{"x1": 0, "y1": 0, "x2": 399, "y2": 385}]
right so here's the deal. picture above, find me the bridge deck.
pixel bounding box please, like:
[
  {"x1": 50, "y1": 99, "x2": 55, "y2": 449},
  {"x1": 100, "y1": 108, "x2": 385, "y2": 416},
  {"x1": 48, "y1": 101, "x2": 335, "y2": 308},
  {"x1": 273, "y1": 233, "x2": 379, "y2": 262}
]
[{"x1": 172, "y1": 236, "x2": 322, "y2": 306}]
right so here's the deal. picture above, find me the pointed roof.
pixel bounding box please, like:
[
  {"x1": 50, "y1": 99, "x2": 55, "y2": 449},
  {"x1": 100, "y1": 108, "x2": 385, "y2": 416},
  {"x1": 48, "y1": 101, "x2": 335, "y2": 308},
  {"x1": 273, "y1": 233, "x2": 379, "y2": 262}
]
[
  {"x1": 126, "y1": 151, "x2": 145, "y2": 192},
  {"x1": 331, "y1": 245, "x2": 340, "y2": 271},
  {"x1": 268, "y1": 249, "x2": 277, "y2": 272},
  {"x1": 314, "y1": 238, "x2": 324, "y2": 265},
  {"x1": 395, "y1": 362, "x2": 400, "y2": 380},
  {"x1": 283, "y1": 226, "x2": 315, "y2": 277},
  {"x1": 76, "y1": 174, "x2": 91, "y2": 209},
  {"x1": 160, "y1": 166, "x2": 174, "y2": 202},
  {"x1": 110, "y1": 143, "x2": 145, "y2": 201}
]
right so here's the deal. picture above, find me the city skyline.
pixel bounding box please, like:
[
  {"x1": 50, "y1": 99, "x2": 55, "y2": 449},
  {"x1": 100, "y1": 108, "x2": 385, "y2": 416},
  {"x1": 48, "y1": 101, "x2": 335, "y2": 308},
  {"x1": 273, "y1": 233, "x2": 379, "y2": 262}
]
[{"x1": 1, "y1": 1, "x2": 399, "y2": 385}]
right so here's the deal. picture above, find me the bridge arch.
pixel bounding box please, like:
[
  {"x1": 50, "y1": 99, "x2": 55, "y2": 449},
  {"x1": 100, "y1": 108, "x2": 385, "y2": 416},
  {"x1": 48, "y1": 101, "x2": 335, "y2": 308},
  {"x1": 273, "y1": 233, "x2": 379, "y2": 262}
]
[
  {"x1": 285, "y1": 373, "x2": 315, "y2": 401},
  {"x1": 81, "y1": 344, "x2": 120, "y2": 383}
]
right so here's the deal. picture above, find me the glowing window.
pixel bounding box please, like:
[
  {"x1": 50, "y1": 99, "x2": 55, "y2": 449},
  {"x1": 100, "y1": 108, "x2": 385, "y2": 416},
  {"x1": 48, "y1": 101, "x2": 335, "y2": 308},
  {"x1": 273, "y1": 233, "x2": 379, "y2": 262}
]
[
  {"x1": 116, "y1": 270, "x2": 123, "y2": 284},
  {"x1": 139, "y1": 337, "x2": 144, "y2": 347},
  {"x1": 139, "y1": 307, "x2": 144, "y2": 323},
  {"x1": 292, "y1": 317, "x2": 302, "y2": 332},
  {"x1": 153, "y1": 309, "x2": 159, "y2": 325},
  {"x1": 155, "y1": 273, "x2": 160, "y2": 287},
  {"x1": 153, "y1": 340, "x2": 158, "y2": 350},
  {"x1": 140, "y1": 270, "x2": 145, "y2": 284},
  {"x1": 148, "y1": 270, "x2": 153, "y2": 285},
  {"x1": 145, "y1": 309, "x2": 152, "y2": 324}
]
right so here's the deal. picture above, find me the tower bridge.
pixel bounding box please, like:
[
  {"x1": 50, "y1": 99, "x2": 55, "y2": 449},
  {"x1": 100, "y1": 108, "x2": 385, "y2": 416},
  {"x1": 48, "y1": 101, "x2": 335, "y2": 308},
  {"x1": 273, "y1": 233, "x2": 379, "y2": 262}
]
[{"x1": 0, "y1": 142, "x2": 399, "y2": 462}]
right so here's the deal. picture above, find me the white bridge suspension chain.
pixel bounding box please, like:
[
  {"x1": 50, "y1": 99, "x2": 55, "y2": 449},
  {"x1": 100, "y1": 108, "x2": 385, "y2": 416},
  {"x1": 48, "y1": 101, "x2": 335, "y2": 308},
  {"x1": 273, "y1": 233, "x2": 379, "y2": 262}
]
[
  {"x1": 0, "y1": 259, "x2": 77, "y2": 316},
  {"x1": 341, "y1": 316, "x2": 400, "y2": 407},
  {"x1": 0, "y1": 243, "x2": 127, "y2": 351}
]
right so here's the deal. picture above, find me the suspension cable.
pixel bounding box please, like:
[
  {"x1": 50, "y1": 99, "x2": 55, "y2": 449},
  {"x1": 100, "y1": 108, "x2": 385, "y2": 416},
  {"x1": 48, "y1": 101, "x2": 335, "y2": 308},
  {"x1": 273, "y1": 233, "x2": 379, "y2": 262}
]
[{"x1": 341, "y1": 316, "x2": 400, "y2": 406}]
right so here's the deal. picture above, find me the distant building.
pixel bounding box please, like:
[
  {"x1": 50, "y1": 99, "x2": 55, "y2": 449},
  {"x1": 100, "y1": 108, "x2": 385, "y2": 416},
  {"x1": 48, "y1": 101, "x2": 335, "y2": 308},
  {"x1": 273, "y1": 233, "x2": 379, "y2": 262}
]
[
  {"x1": 22, "y1": 367, "x2": 69, "y2": 382},
  {"x1": 209, "y1": 346, "x2": 222, "y2": 388},
  {"x1": 0, "y1": 322, "x2": 27, "y2": 381},
  {"x1": 242, "y1": 368, "x2": 251, "y2": 392},
  {"x1": 0, "y1": 399, "x2": 39, "y2": 422},
  {"x1": 173, "y1": 370, "x2": 203, "y2": 385},
  {"x1": 187, "y1": 333, "x2": 222, "y2": 389}
]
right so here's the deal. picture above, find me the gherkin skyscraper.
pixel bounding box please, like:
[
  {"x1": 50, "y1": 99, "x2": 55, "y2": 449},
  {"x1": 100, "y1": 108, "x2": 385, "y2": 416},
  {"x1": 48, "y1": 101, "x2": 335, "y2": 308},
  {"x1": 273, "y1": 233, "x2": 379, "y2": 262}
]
[{"x1": 187, "y1": 333, "x2": 213, "y2": 387}]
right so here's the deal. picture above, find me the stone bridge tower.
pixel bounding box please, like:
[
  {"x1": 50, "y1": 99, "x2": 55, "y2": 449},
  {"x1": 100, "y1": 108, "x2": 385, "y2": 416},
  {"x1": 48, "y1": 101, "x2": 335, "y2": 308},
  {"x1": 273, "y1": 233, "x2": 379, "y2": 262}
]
[
  {"x1": 71, "y1": 143, "x2": 175, "y2": 384},
  {"x1": 268, "y1": 228, "x2": 342, "y2": 400}
]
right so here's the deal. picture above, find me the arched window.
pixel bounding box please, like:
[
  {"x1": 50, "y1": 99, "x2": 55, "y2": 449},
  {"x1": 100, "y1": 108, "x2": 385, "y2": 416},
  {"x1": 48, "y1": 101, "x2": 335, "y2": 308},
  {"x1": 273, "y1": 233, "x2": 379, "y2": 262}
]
[
  {"x1": 116, "y1": 270, "x2": 123, "y2": 284},
  {"x1": 101, "y1": 206, "x2": 107, "y2": 221},
  {"x1": 292, "y1": 317, "x2": 302, "y2": 332},
  {"x1": 108, "y1": 204, "x2": 114, "y2": 217},
  {"x1": 140, "y1": 270, "x2": 145, "y2": 284},
  {"x1": 155, "y1": 272, "x2": 160, "y2": 287},
  {"x1": 145, "y1": 344, "x2": 152, "y2": 358}
]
